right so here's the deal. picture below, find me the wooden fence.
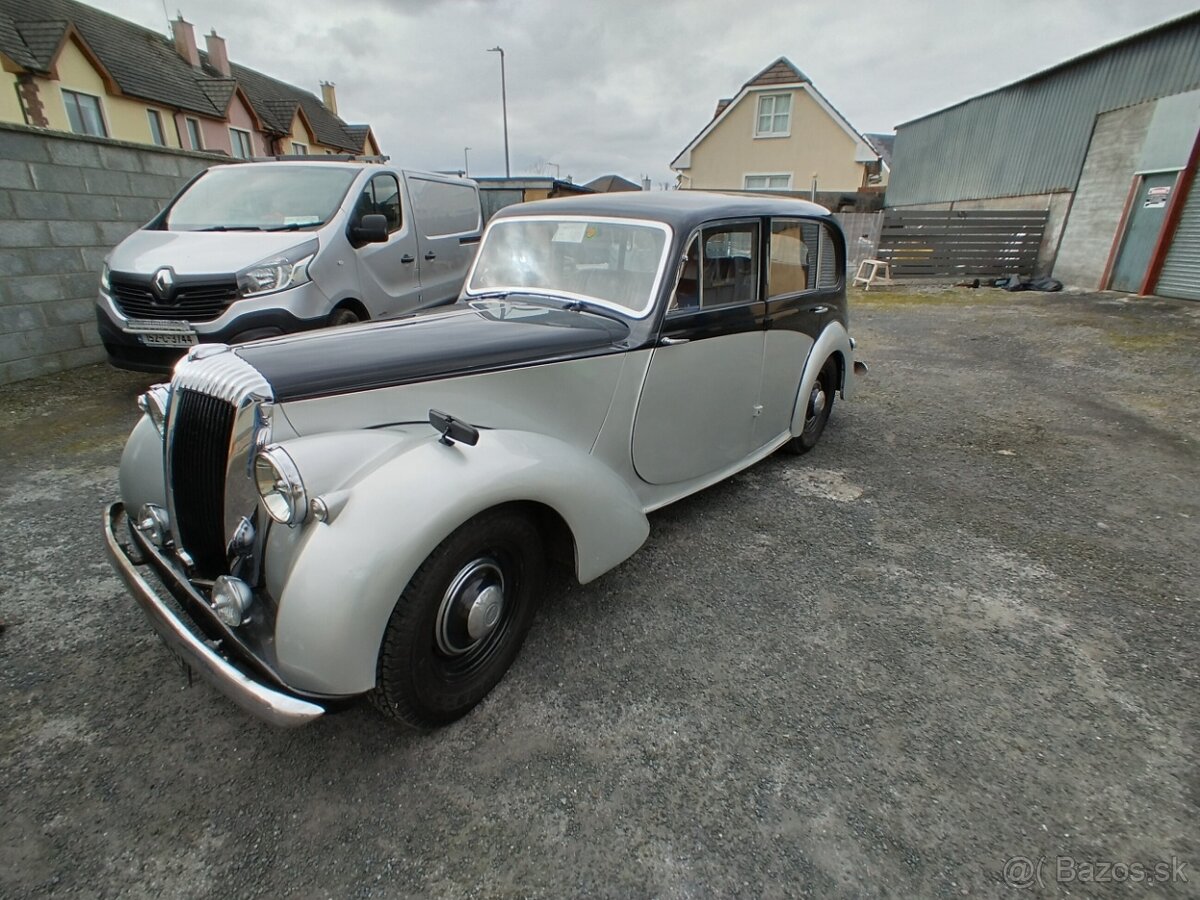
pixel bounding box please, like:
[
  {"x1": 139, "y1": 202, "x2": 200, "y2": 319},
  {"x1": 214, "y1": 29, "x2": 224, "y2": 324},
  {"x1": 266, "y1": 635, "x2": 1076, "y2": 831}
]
[{"x1": 875, "y1": 209, "x2": 1048, "y2": 279}]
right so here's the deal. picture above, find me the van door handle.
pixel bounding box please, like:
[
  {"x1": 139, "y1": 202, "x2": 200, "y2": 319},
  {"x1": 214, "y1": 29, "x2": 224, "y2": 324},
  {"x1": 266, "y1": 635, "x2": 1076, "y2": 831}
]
[
  {"x1": 400, "y1": 254, "x2": 414, "y2": 264},
  {"x1": 424, "y1": 251, "x2": 437, "y2": 261},
  {"x1": 809, "y1": 305, "x2": 829, "y2": 314},
  {"x1": 659, "y1": 336, "x2": 690, "y2": 346}
]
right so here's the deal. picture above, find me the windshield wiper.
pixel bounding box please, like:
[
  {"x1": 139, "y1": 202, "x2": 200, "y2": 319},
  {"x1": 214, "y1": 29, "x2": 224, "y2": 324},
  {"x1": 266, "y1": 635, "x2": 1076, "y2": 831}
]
[
  {"x1": 192, "y1": 225, "x2": 265, "y2": 232},
  {"x1": 560, "y1": 298, "x2": 629, "y2": 325},
  {"x1": 261, "y1": 222, "x2": 323, "y2": 232}
]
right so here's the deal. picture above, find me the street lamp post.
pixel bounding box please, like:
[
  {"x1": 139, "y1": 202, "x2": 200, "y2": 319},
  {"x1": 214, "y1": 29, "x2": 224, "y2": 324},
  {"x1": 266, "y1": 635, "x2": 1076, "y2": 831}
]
[
  {"x1": 463, "y1": 146, "x2": 471, "y2": 176},
  {"x1": 547, "y1": 162, "x2": 560, "y2": 179},
  {"x1": 487, "y1": 46, "x2": 510, "y2": 177}
]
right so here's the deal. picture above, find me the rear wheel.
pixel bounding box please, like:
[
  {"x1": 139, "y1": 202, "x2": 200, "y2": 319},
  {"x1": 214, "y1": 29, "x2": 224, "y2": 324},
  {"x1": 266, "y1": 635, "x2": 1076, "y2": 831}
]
[
  {"x1": 370, "y1": 509, "x2": 544, "y2": 729},
  {"x1": 328, "y1": 307, "x2": 361, "y2": 328},
  {"x1": 786, "y1": 356, "x2": 837, "y2": 455}
]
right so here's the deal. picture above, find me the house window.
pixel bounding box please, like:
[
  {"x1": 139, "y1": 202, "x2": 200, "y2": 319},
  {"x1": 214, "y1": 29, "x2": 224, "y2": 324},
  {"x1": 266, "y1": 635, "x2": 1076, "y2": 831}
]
[
  {"x1": 62, "y1": 89, "x2": 107, "y2": 137},
  {"x1": 146, "y1": 109, "x2": 166, "y2": 146},
  {"x1": 292, "y1": 142, "x2": 307, "y2": 155},
  {"x1": 186, "y1": 118, "x2": 204, "y2": 150},
  {"x1": 230, "y1": 128, "x2": 253, "y2": 159},
  {"x1": 755, "y1": 93, "x2": 791, "y2": 136},
  {"x1": 744, "y1": 174, "x2": 792, "y2": 191}
]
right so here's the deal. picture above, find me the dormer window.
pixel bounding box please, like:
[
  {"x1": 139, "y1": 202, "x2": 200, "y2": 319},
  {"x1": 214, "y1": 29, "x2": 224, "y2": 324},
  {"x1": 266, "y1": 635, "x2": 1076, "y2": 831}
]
[{"x1": 755, "y1": 93, "x2": 791, "y2": 137}]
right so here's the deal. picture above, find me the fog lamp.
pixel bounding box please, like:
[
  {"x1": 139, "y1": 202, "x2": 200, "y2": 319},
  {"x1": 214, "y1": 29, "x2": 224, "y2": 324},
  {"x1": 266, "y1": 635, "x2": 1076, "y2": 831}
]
[
  {"x1": 135, "y1": 503, "x2": 170, "y2": 547},
  {"x1": 211, "y1": 575, "x2": 254, "y2": 627}
]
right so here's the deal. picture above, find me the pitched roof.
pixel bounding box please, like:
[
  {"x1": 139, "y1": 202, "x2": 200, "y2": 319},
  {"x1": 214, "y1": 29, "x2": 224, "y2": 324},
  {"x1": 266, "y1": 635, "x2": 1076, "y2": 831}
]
[
  {"x1": 584, "y1": 174, "x2": 642, "y2": 192},
  {"x1": 0, "y1": 0, "x2": 366, "y2": 151},
  {"x1": 670, "y1": 57, "x2": 873, "y2": 171},
  {"x1": 864, "y1": 133, "x2": 894, "y2": 167},
  {"x1": 343, "y1": 124, "x2": 374, "y2": 153}
]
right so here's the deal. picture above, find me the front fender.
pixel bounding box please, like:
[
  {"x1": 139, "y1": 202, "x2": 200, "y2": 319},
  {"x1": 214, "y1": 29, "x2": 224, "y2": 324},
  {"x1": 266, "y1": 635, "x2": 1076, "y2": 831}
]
[
  {"x1": 267, "y1": 428, "x2": 650, "y2": 695},
  {"x1": 789, "y1": 322, "x2": 858, "y2": 436}
]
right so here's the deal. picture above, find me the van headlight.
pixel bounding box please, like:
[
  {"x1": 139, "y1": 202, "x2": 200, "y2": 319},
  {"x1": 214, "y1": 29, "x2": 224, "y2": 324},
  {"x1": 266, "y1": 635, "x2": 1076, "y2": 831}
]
[
  {"x1": 254, "y1": 445, "x2": 307, "y2": 525},
  {"x1": 236, "y1": 239, "x2": 318, "y2": 298},
  {"x1": 100, "y1": 262, "x2": 111, "y2": 292}
]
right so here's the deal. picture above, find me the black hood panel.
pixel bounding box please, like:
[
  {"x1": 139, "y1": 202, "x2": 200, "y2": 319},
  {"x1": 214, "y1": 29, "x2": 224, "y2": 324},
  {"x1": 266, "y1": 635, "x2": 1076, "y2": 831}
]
[{"x1": 235, "y1": 301, "x2": 629, "y2": 401}]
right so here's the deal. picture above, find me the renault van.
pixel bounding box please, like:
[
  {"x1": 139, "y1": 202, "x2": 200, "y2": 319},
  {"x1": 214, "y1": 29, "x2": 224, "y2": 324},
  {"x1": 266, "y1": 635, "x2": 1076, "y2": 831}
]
[{"x1": 95, "y1": 161, "x2": 482, "y2": 371}]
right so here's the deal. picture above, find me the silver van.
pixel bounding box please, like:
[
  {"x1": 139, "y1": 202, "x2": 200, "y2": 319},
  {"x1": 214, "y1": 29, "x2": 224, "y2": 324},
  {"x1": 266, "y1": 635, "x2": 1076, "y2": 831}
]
[{"x1": 95, "y1": 161, "x2": 482, "y2": 372}]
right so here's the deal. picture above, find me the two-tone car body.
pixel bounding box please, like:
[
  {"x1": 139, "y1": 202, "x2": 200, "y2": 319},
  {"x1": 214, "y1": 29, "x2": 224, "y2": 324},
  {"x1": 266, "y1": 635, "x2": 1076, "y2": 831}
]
[{"x1": 105, "y1": 191, "x2": 865, "y2": 728}]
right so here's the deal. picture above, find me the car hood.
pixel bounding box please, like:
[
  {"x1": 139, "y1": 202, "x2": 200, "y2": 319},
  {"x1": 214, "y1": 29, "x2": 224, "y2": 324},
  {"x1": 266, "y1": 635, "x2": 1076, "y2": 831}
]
[
  {"x1": 234, "y1": 298, "x2": 631, "y2": 402},
  {"x1": 108, "y1": 229, "x2": 320, "y2": 276}
]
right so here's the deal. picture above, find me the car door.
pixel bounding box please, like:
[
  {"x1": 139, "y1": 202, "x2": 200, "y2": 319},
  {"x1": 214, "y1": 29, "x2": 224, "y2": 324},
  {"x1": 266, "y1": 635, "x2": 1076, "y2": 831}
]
[
  {"x1": 406, "y1": 175, "x2": 483, "y2": 305},
  {"x1": 632, "y1": 220, "x2": 766, "y2": 485},
  {"x1": 757, "y1": 217, "x2": 840, "y2": 444},
  {"x1": 352, "y1": 172, "x2": 421, "y2": 317}
]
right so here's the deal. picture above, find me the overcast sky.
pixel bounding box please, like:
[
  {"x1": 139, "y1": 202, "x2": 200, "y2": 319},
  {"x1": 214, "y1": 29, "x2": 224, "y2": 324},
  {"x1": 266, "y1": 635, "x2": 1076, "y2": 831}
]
[{"x1": 87, "y1": 0, "x2": 1199, "y2": 186}]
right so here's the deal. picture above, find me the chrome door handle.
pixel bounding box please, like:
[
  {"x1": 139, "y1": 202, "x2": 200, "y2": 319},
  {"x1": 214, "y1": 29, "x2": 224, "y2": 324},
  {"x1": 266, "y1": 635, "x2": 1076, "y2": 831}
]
[
  {"x1": 659, "y1": 336, "x2": 690, "y2": 346},
  {"x1": 809, "y1": 305, "x2": 829, "y2": 314}
]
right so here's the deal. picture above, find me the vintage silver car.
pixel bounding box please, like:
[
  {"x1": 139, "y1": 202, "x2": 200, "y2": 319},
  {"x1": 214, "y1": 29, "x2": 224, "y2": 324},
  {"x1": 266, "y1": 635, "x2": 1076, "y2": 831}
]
[{"x1": 105, "y1": 191, "x2": 865, "y2": 729}]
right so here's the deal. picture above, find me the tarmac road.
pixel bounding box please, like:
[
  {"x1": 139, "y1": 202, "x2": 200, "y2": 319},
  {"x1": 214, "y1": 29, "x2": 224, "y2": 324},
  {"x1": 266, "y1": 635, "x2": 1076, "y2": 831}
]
[{"x1": 1, "y1": 287, "x2": 1197, "y2": 898}]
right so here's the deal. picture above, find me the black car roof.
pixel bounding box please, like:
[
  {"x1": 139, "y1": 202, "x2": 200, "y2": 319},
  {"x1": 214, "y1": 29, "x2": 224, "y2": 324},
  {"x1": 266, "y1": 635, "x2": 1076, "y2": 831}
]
[{"x1": 494, "y1": 190, "x2": 833, "y2": 233}]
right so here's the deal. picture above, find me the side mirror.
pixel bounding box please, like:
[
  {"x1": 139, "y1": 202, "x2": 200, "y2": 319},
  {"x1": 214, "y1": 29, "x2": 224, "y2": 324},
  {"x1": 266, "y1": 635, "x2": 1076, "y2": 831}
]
[{"x1": 352, "y1": 213, "x2": 389, "y2": 244}]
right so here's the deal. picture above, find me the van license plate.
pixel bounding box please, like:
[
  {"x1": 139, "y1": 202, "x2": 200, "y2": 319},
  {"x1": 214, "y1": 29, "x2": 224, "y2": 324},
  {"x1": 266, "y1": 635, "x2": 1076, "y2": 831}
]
[{"x1": 139, "y1": 332, "x2": 198, "y2": 348}]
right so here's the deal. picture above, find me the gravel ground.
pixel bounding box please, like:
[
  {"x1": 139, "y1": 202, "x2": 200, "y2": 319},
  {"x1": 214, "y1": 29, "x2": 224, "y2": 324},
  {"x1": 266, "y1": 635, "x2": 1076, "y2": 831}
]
[{"x1": 2, "y1": 287, "x2": 1198, "y2": 899}]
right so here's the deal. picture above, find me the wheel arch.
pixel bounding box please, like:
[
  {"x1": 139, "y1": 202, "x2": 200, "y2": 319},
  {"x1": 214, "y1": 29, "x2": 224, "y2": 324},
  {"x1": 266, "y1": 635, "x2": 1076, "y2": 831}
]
[
  {"x1": 331, "y1": 297, "x2": 369, "y2": 321},
  {"x1": 789, "y1": 322, "x2": 854, "y2": 437}
]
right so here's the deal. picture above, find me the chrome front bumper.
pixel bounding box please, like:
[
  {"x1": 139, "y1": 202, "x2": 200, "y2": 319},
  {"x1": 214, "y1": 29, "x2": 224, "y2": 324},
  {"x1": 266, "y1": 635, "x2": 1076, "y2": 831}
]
[{"x1": 104, "y1": 502, "x2": 324, "y2": 727}]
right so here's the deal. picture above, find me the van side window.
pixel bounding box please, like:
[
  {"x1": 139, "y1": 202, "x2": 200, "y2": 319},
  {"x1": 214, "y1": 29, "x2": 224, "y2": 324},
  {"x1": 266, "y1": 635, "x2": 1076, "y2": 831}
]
[
  {"x1": 356, "y1": 174, "x2": 403, "y2": 233},
  {"x1": 408, "y1": 178, "x2": 482, "y2": 237},
  {"x1": 768, "y1": 219, "x2": 821, "y2": 298}
]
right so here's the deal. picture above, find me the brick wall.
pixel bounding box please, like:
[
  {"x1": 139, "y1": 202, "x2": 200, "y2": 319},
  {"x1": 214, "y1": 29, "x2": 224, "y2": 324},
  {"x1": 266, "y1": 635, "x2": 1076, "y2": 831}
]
[{"x1": 0, "y1": 123, "x2": 232, "y2": 385}]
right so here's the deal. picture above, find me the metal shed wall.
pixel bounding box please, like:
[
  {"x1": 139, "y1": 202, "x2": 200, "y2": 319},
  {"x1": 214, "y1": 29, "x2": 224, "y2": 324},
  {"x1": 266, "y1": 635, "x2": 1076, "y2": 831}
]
[{"x1": 887, "y1": 12, "x2": 1200, "y2": 207}]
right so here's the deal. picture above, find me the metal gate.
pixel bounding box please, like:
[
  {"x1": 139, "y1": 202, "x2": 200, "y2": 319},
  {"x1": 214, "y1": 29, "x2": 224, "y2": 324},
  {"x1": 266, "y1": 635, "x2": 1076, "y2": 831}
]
[
  {"x1": 875, "y1": 209, "x2": 1048, "y2": 279},
  {"x1": 1156, "y1": 174, "x2": 1200, "y2": 300}
]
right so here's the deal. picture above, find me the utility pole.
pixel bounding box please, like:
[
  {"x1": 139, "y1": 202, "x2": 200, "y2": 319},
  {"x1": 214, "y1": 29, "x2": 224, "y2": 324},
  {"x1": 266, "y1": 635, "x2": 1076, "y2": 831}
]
[{"x1": 487, "y1": 46, "x2": 510, "y2": 177}]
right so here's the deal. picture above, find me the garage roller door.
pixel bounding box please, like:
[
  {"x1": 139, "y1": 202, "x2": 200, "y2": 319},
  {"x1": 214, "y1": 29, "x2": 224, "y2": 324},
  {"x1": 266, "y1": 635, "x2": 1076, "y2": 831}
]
[{"x1": 1157, "y1": 173, "x2": 1200, "y2": 300}]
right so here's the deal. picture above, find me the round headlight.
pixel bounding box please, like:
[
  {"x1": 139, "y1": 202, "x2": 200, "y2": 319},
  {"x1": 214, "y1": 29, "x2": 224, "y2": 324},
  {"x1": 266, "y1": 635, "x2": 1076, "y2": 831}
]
[
  {"x1": 254, "y1": 445, "x2": 307, "y2": 525},
  {"x1": 211, "y1": 575, "x2": 254, "y2": 627},
  {"x1": 137, "y1": 384, "x2": 170, "y2": 436}
]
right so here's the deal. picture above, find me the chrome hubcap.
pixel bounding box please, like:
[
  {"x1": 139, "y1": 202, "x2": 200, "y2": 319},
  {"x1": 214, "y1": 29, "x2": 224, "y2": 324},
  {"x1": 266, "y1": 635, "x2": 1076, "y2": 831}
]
[
  {"x1": 436, "y1": 559, "x2": 506, "y2": 656},
  {"x1": 808, "y1": 385, "x2": 827, "y2": 420}
]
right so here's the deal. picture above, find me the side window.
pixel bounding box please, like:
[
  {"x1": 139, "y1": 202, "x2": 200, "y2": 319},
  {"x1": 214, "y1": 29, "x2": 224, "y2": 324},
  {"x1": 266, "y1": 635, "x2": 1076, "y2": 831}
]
[
  {"x1": 768, "y1": 219, "x2": 821, "y2": 298},
  {"x1": 817, "y1": 223, "x2": 840, "y2": 288},
  {"x1": 700, "y1": 222, "x2": 759, "y2": 308},
  {"x1": 356, "y1": 174, "x2": 403, "y2": 233},
  {"x1": 669, "y1": 238, "x2": 702, "y2": 312}
]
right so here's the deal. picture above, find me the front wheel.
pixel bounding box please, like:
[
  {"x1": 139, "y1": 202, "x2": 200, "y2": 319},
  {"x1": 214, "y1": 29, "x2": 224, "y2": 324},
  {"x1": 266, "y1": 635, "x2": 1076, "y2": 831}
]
[
  {"x1": 785, "y1": 356, "x2": 837, "y2": 455},
  {"x1": 328, "y1": 307, "x2": 361, "y2": 328},
  {"x1": 370, "y1": 509, "x2": 544, "y2": 729}
]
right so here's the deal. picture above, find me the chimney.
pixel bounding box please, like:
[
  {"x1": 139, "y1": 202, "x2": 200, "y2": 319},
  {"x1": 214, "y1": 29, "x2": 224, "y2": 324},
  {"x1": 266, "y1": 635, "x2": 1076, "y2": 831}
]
[
  {"x1": 171, "y1": 16, "x2": 199, "y2": 67},
  {"x1": 641, "y1": 176, "x2": 652, "y2": 192},
  {"x1": 205, "y1": 29, "x2": 230, "y2": 76},
  {"x1": 320, "y1": 81, "x2": 337, "y2": 115}
]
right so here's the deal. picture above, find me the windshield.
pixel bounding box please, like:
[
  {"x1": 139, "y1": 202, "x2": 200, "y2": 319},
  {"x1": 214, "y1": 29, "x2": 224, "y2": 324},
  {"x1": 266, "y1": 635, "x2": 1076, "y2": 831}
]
[
  {"x1": 164, "y1": 165, "x2": 359, "y2": 231},
  {"x1": 466, "y1": 216, "x2": 671, "y2": 316}
]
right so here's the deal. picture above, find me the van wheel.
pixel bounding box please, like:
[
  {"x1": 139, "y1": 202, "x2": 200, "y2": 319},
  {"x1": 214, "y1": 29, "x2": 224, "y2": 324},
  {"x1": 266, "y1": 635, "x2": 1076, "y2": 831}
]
[
  {"x1": 370, "y1": 509, "x2": 544, "y2": 729},
  {"x1": 329, "y1": 307, "x2": 361, "y2": 327},
  {"x1": 785, "y1": 356, "x2": 837, "y2": 455}
]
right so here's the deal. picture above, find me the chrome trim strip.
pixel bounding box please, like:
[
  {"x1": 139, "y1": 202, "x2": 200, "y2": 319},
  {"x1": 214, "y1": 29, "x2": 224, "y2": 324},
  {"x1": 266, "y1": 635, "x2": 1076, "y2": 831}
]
[{"x1": 104, "y1": 503, "x2": 324, "y2": 727}]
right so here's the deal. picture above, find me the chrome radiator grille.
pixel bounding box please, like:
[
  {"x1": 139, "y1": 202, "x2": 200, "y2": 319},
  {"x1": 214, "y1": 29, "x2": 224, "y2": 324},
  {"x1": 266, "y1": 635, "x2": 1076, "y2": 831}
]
[
  {"x1": 169, "y1": 388, "x2": 236, "y2": 576},
  {"x1": 166, "y1": 347, "x2": 274, "y2": 579}
]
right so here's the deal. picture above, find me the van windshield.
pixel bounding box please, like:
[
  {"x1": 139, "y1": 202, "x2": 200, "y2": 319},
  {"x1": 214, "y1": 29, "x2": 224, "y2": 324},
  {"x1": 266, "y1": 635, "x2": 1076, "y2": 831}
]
[{"x1": 164, "y1": 165, "x2": 359, "y2": 232}]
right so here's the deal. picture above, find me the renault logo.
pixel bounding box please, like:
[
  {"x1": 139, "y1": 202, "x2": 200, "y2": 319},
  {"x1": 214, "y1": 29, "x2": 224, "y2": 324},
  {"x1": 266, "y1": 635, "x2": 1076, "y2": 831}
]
[{"x1": 152, "y1": 267, "x2": 175, "y2": 300}]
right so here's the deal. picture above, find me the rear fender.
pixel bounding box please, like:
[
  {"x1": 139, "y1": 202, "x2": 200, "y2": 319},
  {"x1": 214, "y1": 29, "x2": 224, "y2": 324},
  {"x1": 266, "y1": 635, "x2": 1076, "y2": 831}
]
[
  {"x1": 789, "y1": 322, "x2": 857, "y2": 436},
  {"x1": 267, "y1": 428, "x2": 649, "y2": 694}
]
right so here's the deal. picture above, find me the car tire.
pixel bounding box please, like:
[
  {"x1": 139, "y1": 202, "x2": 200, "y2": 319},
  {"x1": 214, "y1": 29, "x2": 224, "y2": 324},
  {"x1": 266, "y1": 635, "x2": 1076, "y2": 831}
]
[
  {"x1": 785, "y1": 356, "x2": 837, "y2": 455},
  {"x1": 370, "y1": 508, "x2": 545, "y2": 729},
  {"x1": 328, "y1": 307, "x2": 361, "y2": 328}
]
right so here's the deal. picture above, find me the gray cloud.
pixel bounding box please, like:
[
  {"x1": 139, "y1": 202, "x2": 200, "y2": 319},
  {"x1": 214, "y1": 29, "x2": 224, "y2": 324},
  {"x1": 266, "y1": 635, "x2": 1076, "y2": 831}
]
[{"x1": 92, "y1": 0, "x2": 1198, "y2": 184}]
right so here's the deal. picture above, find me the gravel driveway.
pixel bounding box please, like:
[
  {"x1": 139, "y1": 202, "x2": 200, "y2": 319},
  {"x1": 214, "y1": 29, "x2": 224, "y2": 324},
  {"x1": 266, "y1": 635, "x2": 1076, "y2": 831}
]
[{"x1": 2, "y1": 288, "x2": 1197, "y2": 898}]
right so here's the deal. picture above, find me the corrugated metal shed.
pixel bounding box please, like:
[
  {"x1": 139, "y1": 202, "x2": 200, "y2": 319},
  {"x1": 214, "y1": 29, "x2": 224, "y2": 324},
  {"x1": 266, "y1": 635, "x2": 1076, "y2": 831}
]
[{"x1": 887, "y1": 11, "x2": 1200, "y2": 207}]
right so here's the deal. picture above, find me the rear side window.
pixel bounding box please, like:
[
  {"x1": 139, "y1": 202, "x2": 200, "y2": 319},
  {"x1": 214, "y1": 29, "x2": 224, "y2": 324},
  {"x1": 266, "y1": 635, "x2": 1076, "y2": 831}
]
[
  {"x1": 817, "y1": 223, "x2": 840, "y2": 288},
  {"x1": 768, "y1": 219, "x2": 820, "y2": 298},
  {"x1": 355, "y1": 174, "x2": 403, "y2": 232},
  {"x1": 408, "y1": 178, "x2": 481, "y2": 237}
]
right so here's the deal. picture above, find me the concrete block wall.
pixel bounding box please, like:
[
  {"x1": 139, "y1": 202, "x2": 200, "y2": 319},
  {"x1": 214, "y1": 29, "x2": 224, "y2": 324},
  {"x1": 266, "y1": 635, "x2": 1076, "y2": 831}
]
[{"x1": 0, "y1": 123, "x2": 231, "y2": 385}]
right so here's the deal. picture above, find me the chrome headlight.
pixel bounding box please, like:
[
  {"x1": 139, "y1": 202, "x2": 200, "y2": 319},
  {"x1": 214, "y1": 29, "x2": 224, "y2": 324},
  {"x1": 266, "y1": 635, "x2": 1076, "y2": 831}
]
[
  {"x1": 236, "y1": 238, "x2": 318, "y2": 298},
  {"x1": 137, "y1": 383, "x2": 170, "y2": 436},
  {"x1": 254, "y1": 445, "x2": 307, "y2": 526}
]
